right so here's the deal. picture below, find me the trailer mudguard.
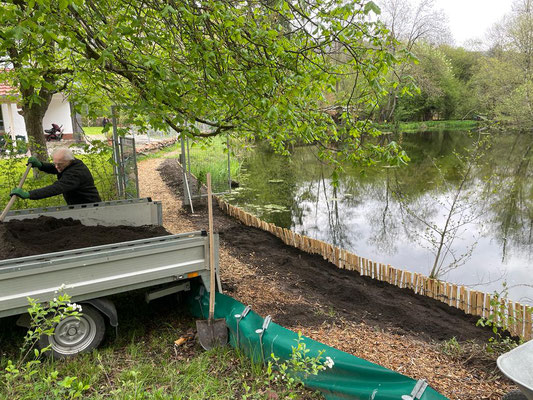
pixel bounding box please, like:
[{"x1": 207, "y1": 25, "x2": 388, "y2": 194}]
[{"x1": 81, "y1": 298, "x2": 118, "y2": 327}]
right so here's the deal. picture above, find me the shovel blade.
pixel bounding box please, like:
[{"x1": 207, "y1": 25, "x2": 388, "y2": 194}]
[{"x1": 196, "y1": 318, "x2": 228, "y2": 350}]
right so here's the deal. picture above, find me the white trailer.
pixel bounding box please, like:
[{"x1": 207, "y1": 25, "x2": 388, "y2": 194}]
[{"x1": 0, "y1": 198, "x2": 219, "y2": 357}]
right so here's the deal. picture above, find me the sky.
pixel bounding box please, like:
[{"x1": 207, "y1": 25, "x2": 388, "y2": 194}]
[{"x1": 434, "y1": 0, "x2": 514, "y2": 46}]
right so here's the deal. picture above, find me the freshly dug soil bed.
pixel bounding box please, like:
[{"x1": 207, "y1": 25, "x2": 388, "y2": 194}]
[
  {"x1": 158, "y1": 159, "x2": 492, "y2": 343},
  {"x1": 0, "y1": 217, "x2": 170, "y2": 260}
]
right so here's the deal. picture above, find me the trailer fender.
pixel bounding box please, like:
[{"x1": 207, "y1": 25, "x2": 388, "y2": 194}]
[{"x1": 81, "y1": 298, "x2": 118, "y2": 327}]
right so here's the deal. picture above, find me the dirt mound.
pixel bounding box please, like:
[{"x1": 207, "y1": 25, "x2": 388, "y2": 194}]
[
  {"x1": 221, "y1": 224, "x2": 490, "y2": 342},
  {"x1": 0, "y1": 216, "x2": 170, "y2": 261},
  {"x1": 158, "y1": 158, "x2": 495, "y2": 343}
]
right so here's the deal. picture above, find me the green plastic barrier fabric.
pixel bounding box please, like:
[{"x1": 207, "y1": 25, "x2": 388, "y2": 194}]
[{"x1": 188, "y1": 285, "x2": 448, "y2": 400}]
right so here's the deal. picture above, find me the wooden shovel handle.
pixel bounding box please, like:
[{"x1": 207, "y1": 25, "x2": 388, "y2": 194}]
[
  {"x1": 207, "y1": 173, "x2": 216, "y2": 321},
  {"x1": 0, "y1": 163, "x2": 33, "y2": 222}
]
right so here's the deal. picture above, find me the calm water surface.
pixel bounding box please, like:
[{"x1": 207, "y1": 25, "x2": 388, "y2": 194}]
[{"x1": 226, "y1": 131, "x2": 533, "y2": 304}]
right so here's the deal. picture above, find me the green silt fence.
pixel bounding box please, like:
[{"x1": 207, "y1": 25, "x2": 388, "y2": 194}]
[{"x1": 187, "y1": 285, "x2": 449, "y2": 400}]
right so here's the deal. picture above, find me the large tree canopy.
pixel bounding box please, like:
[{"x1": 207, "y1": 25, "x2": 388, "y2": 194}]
[
  {"x1": 0, "y1": 0, "x2": 78, "y2": 156},
  {"x1": 1, "y1": 0, "x2": 409, "y2": 167}
]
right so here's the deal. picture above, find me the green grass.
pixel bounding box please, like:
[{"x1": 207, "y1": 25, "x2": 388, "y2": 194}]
[
  {"x1": 0, "y1": 293, "x2": 322, "y2": 400},
  {"x1": 377, "y1": 120, "x2": 479, "y2": 133},
  {"x1": 137, "y1": 136, "x2": 241, "y2": 194},
  {"x1": 136, "y1": 142, "x2": 180, "y2": 162},
  {"x1": 83, "y1": 127, "x2": 107, "y2": 136},
  {"x1": 185, "y1": 136, "x2": 240, "y2": 193}
]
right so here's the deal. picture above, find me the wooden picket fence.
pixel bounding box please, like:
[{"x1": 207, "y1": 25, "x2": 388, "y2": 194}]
[{"x1": 217, "y1": 198, "x2": 533, "y2": 341}]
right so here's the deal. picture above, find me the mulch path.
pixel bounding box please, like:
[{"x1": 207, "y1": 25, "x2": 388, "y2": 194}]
[{"x1": 137, "y1": 156, "x2": 517, "y2": 400}]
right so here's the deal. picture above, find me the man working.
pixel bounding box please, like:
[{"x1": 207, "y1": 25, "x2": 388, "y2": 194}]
[{"x1": 10, "y1": 147, "x2": 102, "y2": 205}]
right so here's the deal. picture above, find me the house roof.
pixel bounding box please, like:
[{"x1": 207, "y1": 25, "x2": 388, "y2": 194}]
[
  {"x1": 0, "y1": 82, "x2": 17, "y2": 97},
  {"x1": 0, "y1": 68, "x2": 17, "y2": 98}
]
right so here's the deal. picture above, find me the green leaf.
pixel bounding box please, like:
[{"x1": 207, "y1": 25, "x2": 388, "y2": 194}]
[{"x1": 364, "y1": 1, "x2": 381, "y2": 15}]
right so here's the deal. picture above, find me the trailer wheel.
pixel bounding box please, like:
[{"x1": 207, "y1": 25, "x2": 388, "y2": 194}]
[
  {"x1": 38, "y1": 304, "x2": 105, "y2": 358},
  {"x1": 502, "y1": 390, "x2": 528, "y2": 400}
]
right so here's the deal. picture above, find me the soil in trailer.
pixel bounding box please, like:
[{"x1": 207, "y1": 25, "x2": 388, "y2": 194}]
[{"x1": 0, "y1": 216, "x2": 170, "y2": 261}]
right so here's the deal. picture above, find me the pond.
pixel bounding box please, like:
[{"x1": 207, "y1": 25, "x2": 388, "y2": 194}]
[{"x1": 225, "y1": 130, "x2": 533, "y2": 305}]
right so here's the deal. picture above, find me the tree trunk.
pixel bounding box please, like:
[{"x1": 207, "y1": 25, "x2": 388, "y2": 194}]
[{"x1": 20, "y1": 88, "x2": 53, "y2": 161}]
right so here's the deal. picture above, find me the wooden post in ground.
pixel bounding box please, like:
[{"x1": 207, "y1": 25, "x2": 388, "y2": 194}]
[
  {"x1": 451, "y1": 284, "x2": 458, "y2": 308},
  {"x1": 414, "y1": 274, "x2": 421, "y2": 294},
  {"x1": 404, "y1": 271, "x2": 412, "y2": 290},
  {"x1": 469, "y1": 290, "x2": 477, "y2": 315},
  {"x1": 514, "y1": 303, "x2": 524, "y2": 337},
  {"x1": 476, "y1": 292, "x2": 484, "y2": 317},
  {"x1": 525, "y1": 307, "x2": 532, "y2": 341},
  {"x1": 484, "y1": 294, "x2": 491, "y2": 319},
  {"x1": 459, "y1": 286, "x2": 466, "y2": 311},
  {"x1": 446, "y1": 283, "x2": 452, "y2": 306},
  {"x1": 507, "y1": 301, "x2": 515, "y2": 336}
]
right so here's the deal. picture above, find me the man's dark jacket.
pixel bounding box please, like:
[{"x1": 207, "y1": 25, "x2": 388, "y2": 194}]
[{"x1": 29, "y1": 159, "x2": 102, "y2": 205}]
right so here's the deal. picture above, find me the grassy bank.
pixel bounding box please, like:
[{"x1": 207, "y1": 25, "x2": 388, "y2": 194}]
[
  {"x1": 137, "y1": 136, "x2": 241, "y2": 193},
  {"x1": 0, "y1": 293, "x2": 321, "y2": 400},
  {"x1": 377, "y1": 120, "x2": 479, "y2": 133},
  {"x1": 82, "y1": 127, "x2": 107, "y2": 136},
  {"x1": 186, "y1": 136, "x2": 241, "y2": 192}
]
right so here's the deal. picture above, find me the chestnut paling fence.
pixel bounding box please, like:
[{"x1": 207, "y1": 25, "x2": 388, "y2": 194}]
[{"x1": 216, "y1": 197, "x2": 533, "y2": 341}]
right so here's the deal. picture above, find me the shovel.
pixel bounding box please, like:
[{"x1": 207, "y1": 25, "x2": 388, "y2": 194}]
[
  {"x1": 196, "y1": 173, "x2": 228, "y2": 350},
  {"x1": 0, "y1": 163, "x2": 33, "y2": 222}
]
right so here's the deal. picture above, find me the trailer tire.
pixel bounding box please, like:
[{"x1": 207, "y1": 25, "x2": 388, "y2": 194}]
[
  {"x1": 502, "y1": 390, "x2": 528, "y2": 400},
  {"x1": 38, "y1": 304, "x2": 105, "y2": 358}
]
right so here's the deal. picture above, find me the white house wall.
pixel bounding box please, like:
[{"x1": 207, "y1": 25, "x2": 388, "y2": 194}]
[
  {"x1": 42, "y1": 94, "x2": 73, "y2": 135},
  {"x1": 1, "y1": 102, "x2": 25, "y2": 139},
  {"x1": 1, "y1": 93, "x2": 72, "y2": 140},
  {"x1": 0, "y1": 103, "x2": 9, "y2": 134}
]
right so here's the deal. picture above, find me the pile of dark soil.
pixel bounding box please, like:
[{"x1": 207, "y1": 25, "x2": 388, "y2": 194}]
[
  {"x1": 0, "y1": 216, "x2": 170, "y2": 261},
  {"x1": 158, "y1": 158, "x2": 494, "y2": 343}
]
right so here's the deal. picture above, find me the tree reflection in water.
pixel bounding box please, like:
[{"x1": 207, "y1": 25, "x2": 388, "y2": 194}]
[{"x1": 226, "y1": 130, "x2": 533, "y2": 303}]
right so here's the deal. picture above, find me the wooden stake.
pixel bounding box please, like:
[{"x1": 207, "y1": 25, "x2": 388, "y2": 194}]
[
  {"x1": 507, "y1": 301, "x2": 515, "y2": 336},
  {"x1": 412, "y1": 273, "x2": 417, "y2": 293},
  {"x1": 515, "y1": 302, "x2": 523, "y2": 338},
  {"x1": 405, "y1": 272, "x2": 412, "y2": 290},
  {"x1": 476, "y1": 292, "x2": 484, "y2": 317},
  {"x1": 484, "y1": 294, "x2": 491, "y2": 318},
  {"x1": 449, "y1": 284, "x2": 456, "y2": 307},
  {"x1": 459, "y1": 286, "x2": 466, "y2": 311},
  {"x1": 525, "y1": 306, "x2": 532, "y2": 340},
  {"x1": 469, "y1": 290, "x2": 476, "y2": 315}
]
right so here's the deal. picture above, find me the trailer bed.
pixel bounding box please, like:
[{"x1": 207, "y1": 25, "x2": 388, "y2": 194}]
[{"x1": 0, "y1": 231, "x2": 219, "y2": 318}]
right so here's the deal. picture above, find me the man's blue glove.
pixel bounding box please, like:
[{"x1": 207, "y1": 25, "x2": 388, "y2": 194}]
[
  {"x1": 27, "y1": 156, "x2": 42, "y2": 168},
  {"x1": 9, "y1": 188, "x2": 30, "y2": 199}
]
